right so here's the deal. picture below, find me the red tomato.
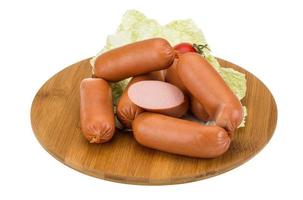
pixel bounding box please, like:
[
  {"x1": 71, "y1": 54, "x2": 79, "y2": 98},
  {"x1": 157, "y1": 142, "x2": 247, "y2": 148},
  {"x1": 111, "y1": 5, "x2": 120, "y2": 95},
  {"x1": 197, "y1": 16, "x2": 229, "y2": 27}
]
[{"x1": 174, "y1": 43, "x2": 197, "y2": 54}]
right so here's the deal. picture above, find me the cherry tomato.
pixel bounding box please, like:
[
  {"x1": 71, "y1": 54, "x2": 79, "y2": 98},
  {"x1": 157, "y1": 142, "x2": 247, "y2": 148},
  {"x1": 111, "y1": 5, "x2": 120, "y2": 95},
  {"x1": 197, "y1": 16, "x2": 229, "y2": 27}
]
[{"x1": 174, "y1": 43, "x2": 197, "y2": 54}]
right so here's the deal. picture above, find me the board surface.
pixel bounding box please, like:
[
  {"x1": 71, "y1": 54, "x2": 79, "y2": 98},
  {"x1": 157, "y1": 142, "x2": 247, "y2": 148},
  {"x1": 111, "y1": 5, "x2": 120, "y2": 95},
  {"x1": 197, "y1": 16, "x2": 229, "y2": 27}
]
[{"x1": 30, "y1": 58, "x2": 277, "y2": 185}]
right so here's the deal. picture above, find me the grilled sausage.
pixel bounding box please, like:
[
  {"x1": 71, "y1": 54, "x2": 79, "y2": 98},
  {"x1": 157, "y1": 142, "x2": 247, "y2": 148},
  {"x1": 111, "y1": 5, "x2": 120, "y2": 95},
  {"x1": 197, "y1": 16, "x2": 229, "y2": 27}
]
[
  {"x1": 132, "y1": 113, "x2": 231, "y2": 158},
  {"x1": 93, "y1": 38, "x2": 175, "y2": 82},
  {"x1": 80, "y1": 78, "x2": 115, "y2": 143}
]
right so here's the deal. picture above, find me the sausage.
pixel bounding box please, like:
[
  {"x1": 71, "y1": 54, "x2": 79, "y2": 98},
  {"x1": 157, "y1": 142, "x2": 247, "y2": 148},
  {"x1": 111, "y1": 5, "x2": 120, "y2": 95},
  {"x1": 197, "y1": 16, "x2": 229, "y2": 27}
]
[
  {"x1": 116, "y1": 71, "x2": 165, "y2": 129},
  {"x1": 165, "y1": 58, "x2": 207, "y2": 120},
  {"x1": 165, "y1": 58, "x2": 209, "y2": 121},
  {"x1": 145, "y1": 70, "x2": 166, "y2": 82},
  {"x1": 80, "y1": 78, "x2": 115, "y2": 143},
  {"x1": 177, "y1": 52, "x2": 243, "y2": 132},
  {"x1": 132, "y1": 113, "x2": 231, "y2": 158},
  {"x1": 116, "y1": 77, "x2": 145, "y2": 129},
  {"x1": 93, "y1": 38, "x2": 175, "y2": 82},
  {"x1": 128, "y1": 80, "x2": 189, "y2": 118},
  {"x1": 190, "y1": 96, "x2": 209, "y2": 121},
  {"x1": 165, "y1": 58, "x2": 188, "y2": 93}
]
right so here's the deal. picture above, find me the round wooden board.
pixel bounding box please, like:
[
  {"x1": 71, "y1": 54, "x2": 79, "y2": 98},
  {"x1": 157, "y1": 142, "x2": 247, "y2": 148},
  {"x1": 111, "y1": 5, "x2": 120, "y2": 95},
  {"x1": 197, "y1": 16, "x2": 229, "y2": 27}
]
[{"x1": 31, "y1": 58, "x2": 277, "y2": 185}]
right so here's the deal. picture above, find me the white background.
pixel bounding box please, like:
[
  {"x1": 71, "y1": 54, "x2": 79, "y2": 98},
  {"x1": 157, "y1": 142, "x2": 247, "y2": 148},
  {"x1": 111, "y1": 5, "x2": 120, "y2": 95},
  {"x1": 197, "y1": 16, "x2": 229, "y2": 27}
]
[{"x1": 0, "y1": 0, "x2": 302, "y2": 199}]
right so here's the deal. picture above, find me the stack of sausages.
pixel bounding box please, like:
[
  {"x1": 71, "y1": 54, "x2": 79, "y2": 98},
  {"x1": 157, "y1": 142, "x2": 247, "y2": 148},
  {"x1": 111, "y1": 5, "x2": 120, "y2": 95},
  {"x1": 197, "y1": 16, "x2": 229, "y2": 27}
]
[{"x1": 80, "y1": 38, "x2": 243, "y2": 158}]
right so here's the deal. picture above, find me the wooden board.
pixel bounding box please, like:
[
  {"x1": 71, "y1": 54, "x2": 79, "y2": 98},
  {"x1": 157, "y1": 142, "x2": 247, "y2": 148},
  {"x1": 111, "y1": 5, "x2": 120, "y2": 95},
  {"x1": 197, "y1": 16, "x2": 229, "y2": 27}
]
[{"x1": 30, "y1": 58, "x2": 277, "y2": 185}]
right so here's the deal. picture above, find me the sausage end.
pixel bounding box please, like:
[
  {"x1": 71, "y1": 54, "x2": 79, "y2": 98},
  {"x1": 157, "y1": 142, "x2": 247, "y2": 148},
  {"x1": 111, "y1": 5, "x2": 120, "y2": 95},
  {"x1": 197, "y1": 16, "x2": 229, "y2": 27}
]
[
  {"x1": 82, "y1": 121, "x2": 115, "y2": 144},
  {"x1": 195, "y1": 127, "x2": 231, "y2": 158},
  {"x1": 215, "y1": 103, "x2": 244, "y2": 132}
]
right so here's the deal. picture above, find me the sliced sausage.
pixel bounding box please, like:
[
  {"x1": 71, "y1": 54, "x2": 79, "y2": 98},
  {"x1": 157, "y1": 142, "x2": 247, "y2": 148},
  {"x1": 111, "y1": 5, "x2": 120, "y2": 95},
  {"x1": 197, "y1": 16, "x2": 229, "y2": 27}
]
[
  {"x1": 80, "y1": 78, "x2": 115, "y2": 143},
  {"x1": 128, "y1": 80, "x2": 189, "y2": 117},
  {"x1": 132, "y1": 113, "x2": 231, "y2": 158},
  {"x1": 177, "y1": 52, "x2": 243, "y2": 132},
  {"x1": 93, "y1": 38, "x2": 175, "y2": 82},
  {"x1": 116, "y1": 71, "x2": 165, "y2": 129}
]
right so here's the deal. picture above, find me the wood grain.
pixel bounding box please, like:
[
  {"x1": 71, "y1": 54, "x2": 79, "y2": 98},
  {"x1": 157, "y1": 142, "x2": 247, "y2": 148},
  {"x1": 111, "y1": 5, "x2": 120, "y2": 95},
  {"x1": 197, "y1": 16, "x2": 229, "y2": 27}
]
[{"x1": 30, "y1": 58, "x2": 277, "y2": 185}]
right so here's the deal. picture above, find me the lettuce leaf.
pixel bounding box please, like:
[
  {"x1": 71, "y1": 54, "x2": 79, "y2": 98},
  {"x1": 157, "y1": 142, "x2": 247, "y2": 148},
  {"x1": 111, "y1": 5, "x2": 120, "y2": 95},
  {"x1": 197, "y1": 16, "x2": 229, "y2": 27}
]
[{"x1": 219, "y1": 67, "x2": 247, "y2": 100}]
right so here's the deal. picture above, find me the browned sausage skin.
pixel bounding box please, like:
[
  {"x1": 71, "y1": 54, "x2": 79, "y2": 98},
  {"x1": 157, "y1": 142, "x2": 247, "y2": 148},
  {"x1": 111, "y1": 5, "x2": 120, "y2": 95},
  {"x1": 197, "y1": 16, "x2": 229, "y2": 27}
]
[
  {"x1": 80, "y1": 78, "x2": 115, "y2": 143},
  {"x1": 94, "y1": 38, "x2": 175, "y2": 82},
  {"x1": 132, "y1": 113, "x2": 230, "y2": 158},
  {"x1": 177, "y1": 52, "x2": 243, "y2": 132}
]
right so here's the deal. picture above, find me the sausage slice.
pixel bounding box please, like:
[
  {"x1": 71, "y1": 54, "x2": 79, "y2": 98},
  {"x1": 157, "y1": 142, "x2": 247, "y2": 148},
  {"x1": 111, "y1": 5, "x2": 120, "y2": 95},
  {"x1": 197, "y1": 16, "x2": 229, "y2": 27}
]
[{"x1": 128, "y1": 80, "x2": 188, "y2": 117}]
